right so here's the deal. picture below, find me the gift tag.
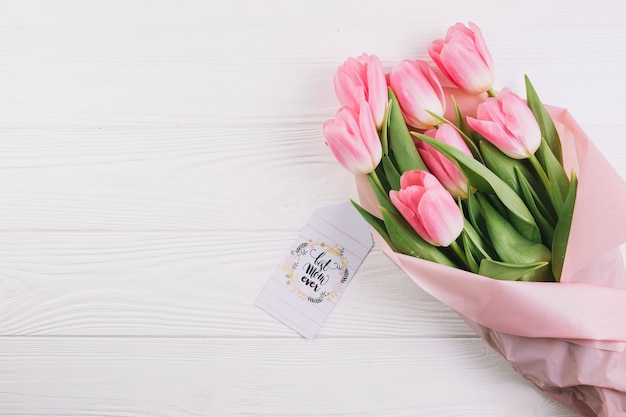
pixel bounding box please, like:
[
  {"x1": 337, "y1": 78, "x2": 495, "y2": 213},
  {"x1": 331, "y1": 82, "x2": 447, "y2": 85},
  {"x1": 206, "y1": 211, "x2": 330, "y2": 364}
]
[{"x1": 255, "y1": 201, "x2": 374, "y2": 339}]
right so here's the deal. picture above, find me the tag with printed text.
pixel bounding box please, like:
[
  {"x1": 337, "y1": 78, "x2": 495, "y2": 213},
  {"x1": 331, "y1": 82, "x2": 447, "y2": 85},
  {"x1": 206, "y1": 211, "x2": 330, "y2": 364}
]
[{"x1": 255, "y1": 202, "x2": 373, "y2": 339}]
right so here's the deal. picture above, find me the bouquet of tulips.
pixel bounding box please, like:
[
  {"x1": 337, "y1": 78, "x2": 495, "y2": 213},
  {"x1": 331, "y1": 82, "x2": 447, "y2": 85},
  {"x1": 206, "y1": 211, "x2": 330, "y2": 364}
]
[{"x1": 323, "y1": 23, "x2": 626, "y2": 417}]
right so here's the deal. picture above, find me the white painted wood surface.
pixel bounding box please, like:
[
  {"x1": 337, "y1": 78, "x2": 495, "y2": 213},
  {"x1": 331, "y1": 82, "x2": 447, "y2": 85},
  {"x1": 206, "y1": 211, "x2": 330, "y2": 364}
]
[{"x1": 1, "y1": 1, "x2": 625, "y2": 415}]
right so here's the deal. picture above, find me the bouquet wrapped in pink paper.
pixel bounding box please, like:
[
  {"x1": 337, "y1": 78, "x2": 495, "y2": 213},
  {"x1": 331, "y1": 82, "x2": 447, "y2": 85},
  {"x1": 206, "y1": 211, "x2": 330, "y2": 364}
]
[{"x1": 323, "y1": 22, "x2": 626, "y2": 417}]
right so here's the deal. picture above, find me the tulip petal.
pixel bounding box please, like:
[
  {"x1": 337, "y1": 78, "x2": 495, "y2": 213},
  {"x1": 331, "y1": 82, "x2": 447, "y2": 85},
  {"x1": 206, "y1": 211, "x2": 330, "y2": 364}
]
[
  {"x1": 417, "y1": 189, "x2": 463, "y2": 246},
  {"x1": 440, "y1": 44, "x2": 493, "y2": 94},
  {"x1": 476, "y1": 94, "x2": 506, "y2": 127},
  {"x1": 334, "y1": 68, "x2": 365, "y2": 110},
  {"x1": 393, "y1": 187, "x2": 432, "y2": 243},
  {"x1": 468, "y1": 92, "x2": 540, "y2": 160},
  {"x1": 363, "y1": 54, "x2": 388, "y2": 128},
  {"x1": 334, "y1": 54, "x2": 388, "y2": 131},
  {"x1": 439, "y1": 124, "x2": 473, "y2": 155},
  {"x1": 469, "y1": 22, "x2": 494, "y2": 72},
  {"x1": 392, "y1": 170, "x2": 464, "y2": 247},
  {"x1": 390, "y1": 60, "x2": 445, "y2": 129},
  {"x1": 467, "y1": 116, "x2": 517, "y2": 153},
  {"x1": 324, "y1": 122, "x2": 373, "y2": 174},
  {"x1": 358, "y1": 99, "x2": 382, "y2": 166},
  {"x1": 380, "y1": 206, "x2": 458, "y2": 267},
  {"x1": 418, "y1": 143, "x2": 467, "y2": 198},
  {"x1": 428, "y1": 39, "x2": 444, "y2": 60},
  {"x1": 467, "y1": 115, "x2": 496, "y2": 137},
  {"x1": 429, "y1": 22, "x2": 494, "y2": 94},
  {"x1": 323, "y1": 107, "x2": 379, "y2": 175},
  {"x1": 422, "y1": 170, "x2": 445, "y2": 190},
  {"x1": 446, "y1": 23, "x2": 477, "y2": 49},
  {"x1": 399, "y1": 169, "x2": 429, "y2": 189},
  {"x1": 501, "y1": 92, "x2": 541, "y2": 156}
]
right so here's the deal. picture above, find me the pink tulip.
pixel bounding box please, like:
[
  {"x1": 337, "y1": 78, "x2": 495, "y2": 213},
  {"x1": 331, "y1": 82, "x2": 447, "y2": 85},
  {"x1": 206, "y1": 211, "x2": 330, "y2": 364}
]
[
  {"x1": 417, "y1": 124, "x2": 472, "y2": 199},
  {"x1": 390, "y1": 170, "x2": 464, "y2": 247},
  {"x1": 428, "y1": 22, "x2": 495, "y2": 95},
  {"x1": 334, "y1": 53, "x2": 388, "y2": 129},
  {"x1": 466, "y1": 88, "x2": 541, "y2": 159},
  {"x1": 389, "y1": 60, "x2": 446, "y2": 129},
  {"x1": 323, "y1": 99, "x2": 382, "y2": 175}
]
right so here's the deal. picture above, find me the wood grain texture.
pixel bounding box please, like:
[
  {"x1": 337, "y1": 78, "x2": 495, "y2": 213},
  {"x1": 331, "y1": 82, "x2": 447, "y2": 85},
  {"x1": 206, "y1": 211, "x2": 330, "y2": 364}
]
[
  {"x1": 0, "y1": 125, "x2": 623, "y2": 231},
  {"x1": 0, "y1": 231, "x2": 475, "y2": 337},
  {"x1": 2, "y1": 230, "x2": 625, "y2": 338},
  {"x1": 0, "y1": 337, "x2": 576, "y2": 417},
  {"x1": 0, "y1": 126, "x2": 354, "y2": 231},
  {"x1": 0, "y1": 1, "x2": 624, "y2": 128},
  {"x1": 0, "y1": 0, "x2": 623, "y2": 416}
]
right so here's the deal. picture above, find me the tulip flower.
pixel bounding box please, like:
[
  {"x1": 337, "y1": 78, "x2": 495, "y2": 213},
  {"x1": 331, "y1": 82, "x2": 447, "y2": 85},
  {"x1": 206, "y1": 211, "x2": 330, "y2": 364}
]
[
  {"x1": 429, "y1": 22, "x2": 495, "y2": 95},
  {"x1": 466, "y1": 88, "x2": 541, "y2": 159},
  {"x1": 334, "y1": 53, "x2": 388, "y2": 129},
  {"x1": 323, "y1": 98, "x2": 382, "y2": 175},
  {"x1": 389, "y1": 60, "x2": 446, "y2": 129},
  {"x1": 417, "y1": 124, "x2": 472, "y2": 199},
  {"x1": 390, "y1": 170, "x2": 463, "y2": 247}
]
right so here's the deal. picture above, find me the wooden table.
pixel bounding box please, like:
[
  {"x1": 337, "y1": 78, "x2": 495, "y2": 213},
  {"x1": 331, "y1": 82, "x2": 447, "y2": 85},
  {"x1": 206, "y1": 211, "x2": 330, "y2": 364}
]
[{"x1": 1, "y1": 1, "x2": 624, "y2": 416}]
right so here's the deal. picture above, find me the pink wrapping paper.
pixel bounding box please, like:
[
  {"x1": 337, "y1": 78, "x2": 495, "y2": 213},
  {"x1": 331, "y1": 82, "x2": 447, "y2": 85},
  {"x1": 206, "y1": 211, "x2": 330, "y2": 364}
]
[{"x1": 357, "y1": 101, "x2": 626, "y2": 416}]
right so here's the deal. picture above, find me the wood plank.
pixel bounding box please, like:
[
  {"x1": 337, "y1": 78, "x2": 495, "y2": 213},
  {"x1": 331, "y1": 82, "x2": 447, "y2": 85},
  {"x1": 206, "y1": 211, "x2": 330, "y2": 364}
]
[
  {"x1": 0, "y1": 125, "x2": 624, "y2": 231},
  {"x1": 0, "y1": 1, "x2": 624, "y2": 127},
  {"x1": 3, "y1": 229, "x2": 623, "y2": 338},
  {"x1": 0, "y1": 2, "x2": 622, "y2": 416},
  {"x1": 0, "y1": 230, "x2": 476, "y2": 337},
  {"x1": 0, "y1": 126, "x2": 353, "y2": 230},
  {"x1": 0, "y1": 337, "x2": 577, "y2": 416},
  {"x1": 3, "y1": 0, "x2": 625, "y2": 27}
]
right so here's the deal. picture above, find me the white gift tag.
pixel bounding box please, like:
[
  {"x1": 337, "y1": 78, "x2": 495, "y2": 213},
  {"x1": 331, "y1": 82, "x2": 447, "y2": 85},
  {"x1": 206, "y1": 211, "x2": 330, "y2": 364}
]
[{"x1": 255, "y1": 201, "x2": 374, "y2": 339}]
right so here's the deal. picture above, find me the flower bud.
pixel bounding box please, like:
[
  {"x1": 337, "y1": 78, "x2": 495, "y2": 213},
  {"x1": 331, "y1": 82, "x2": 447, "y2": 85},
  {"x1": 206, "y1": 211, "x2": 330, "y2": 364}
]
[
  {"x1": 466, "y1": 88, "x2": 541, "y2": 159},
  {"x1": 323, "y1": 99, "x2": 382, "y2": 175},
  {"x1": 389, "y1": 170, "x2": 463, "y2": 247},
  {"x1": 389, "y1": 60, "x2": 446, "y2": 129},
  {"x1": 429, "y1": 22, "x2": 495, "y2": 94},
  {"x1": 334, "y1": 53, "x2": 388, "y2": 129},
  {"x1": 417, "y1": 124, "x2": 472, "y2": 199}
]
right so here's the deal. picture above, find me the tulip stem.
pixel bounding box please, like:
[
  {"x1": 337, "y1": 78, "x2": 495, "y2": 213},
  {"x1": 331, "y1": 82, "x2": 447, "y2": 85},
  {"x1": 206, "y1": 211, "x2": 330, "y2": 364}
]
[
  {"x1": 368, "y1": 170, "x2": 387, "y2": 198},
  {"x1": 449, "y1": 240, "x2": 469, "y2": 270}
]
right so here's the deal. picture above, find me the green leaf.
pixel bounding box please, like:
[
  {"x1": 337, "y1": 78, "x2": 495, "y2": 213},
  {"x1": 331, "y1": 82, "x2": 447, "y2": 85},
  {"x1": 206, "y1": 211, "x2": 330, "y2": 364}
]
[
  {"x1": 413, "y1": 132, "x2": 541, "y2": 242},
  {"x1": 374, "y1": 163, "x2": 391, "y2": 193},
  {"x1": 425, "y1": 108, "x2": 485, "y2": 163},
  {"x1": 539, "y1": 138, "x2": 570, "y2": 214},
  {"x1": 480, "y1": 140, "x2": 528, "y2": 194},
  {"x1": 387, "y1": 87, "x2": 427, "y2": 172},
  {"x1": 479, "y1": 259, "x2": 550, "y2": 281},
  {"x1": 515, "y1": 167, "x2": 555, "y2": 244},
  {"x1": 350, "y1": 199, "x2": 393, "y2": 247},
  {"x1": 452, "y1": 95, "x2": 472, "y2": 139},
  {"x1": 466, "y1": 190, "x2": 488, "y2": 242},
  {"x1": 367, "y1": 173, "x2": 397, "y2": 215},
  {"x1": 476, "y1": 193, "x2": 554, "y2": 282},
  {"x1": 552, "y1": 171, "x2": 578, "y2": 282},
  {"x1": 463, "y1": 218, "x2": 495, "y2": 261},
  {"x1": 380, "y1": 207, "x2": 458, "y2": 268},
  {"x1": 382, "y1": 153, "x2": 401, "y2": 191},
  {"x1": 462, "y1": 231, "x2": 480, "y2": 274},
  {"x1": 450, "y1": 98, "x2": 482, "y2": 161},
  {"x1": 480, "y1": 140, "x2": 555, "y2": 221},
  {"x1": 525, "y1": 74, "x2": 563, "y2": 165}
]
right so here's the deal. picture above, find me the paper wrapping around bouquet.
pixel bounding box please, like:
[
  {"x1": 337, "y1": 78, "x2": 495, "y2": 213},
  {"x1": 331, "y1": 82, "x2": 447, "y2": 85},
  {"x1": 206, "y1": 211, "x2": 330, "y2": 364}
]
[{"x1": 356, "y1": 103, "x2": 626, "y2": 417}]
